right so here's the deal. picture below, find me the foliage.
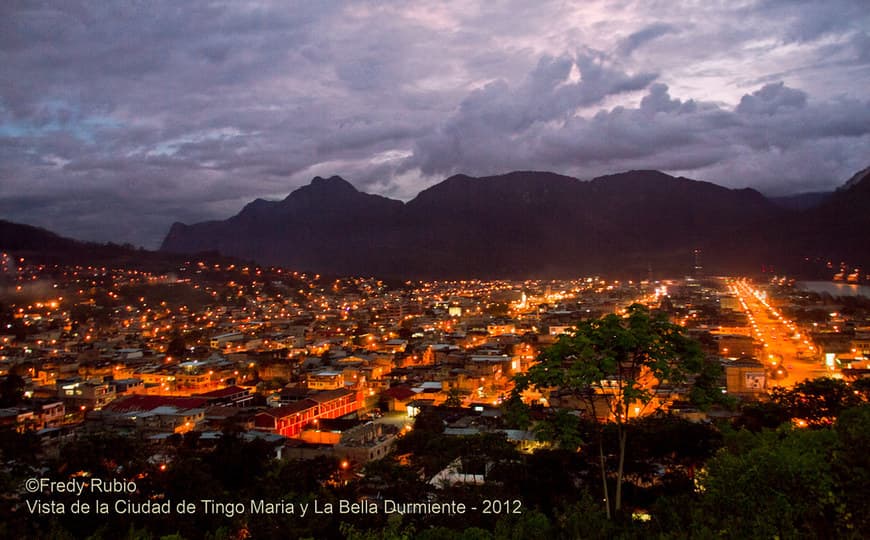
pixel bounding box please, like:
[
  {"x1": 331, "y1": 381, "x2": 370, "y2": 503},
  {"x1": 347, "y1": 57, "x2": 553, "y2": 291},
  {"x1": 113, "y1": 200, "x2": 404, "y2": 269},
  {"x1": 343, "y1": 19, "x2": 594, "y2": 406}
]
[
  {"x1": 531, "y1": 409, "x2": 585, "y2": 449},
  {"x1": 688, "y1": 356, "x2": 733, "y2": 411},
  {"x1": 769, "y1": 377, "x2": 862, "y2": 427},
  {"x1": 732, "y1": 400, "x2": 791, "y2": 431},
  {"x1": 696, "y1": 426, "x2": 839, "y2": 539},
  {"x1": 527, "y1": 304, "x2": 705, "y2": 422},
  {"x1": 0, "y1": 374, "x2": 25, "y2": 406},
  {"x1": 499, "y1": 390, "x2": 531, "y2": 430},
  {"x1": 165, "y1": 332, "x2": 187, "y2": 359},
  {"x1": 833, "y1": 404, "x2": 870, "y2": 536},
  {"x1": 555, "y1": 494, "x2": 621, "y2": 540},
  {"x1": 445, "y1": 388, "x2": 464, "y2": 407},
  {"x1": 342, "y1": 515, "x2": 415, "y2": 540},
  {"x1": 850, "y1": 377, "x2": 870, "y2": 401},
  {"x1": 492, "y1": 509, "x2": 552, "y2": 540},
  {"x1": 523, "y1": 304, "x2": 710, "y2": 515}
]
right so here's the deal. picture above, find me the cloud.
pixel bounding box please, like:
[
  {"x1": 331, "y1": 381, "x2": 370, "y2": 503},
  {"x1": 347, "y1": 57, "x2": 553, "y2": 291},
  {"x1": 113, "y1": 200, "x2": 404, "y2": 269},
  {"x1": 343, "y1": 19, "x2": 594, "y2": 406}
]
[
  {"x1": 618, "y1": 23, "x2": 677, "y2": 56},
  {"x1": 749, "y1": 0, "x2": 869, "y2": 44},
  {"x1": 0, "y1": 1, "x2": 868, "y2": 247},
  {"x1": 405, "y1": 79, "x2": 870, "y2": 194},
  {"x1": 736, "y1": 82, "x2": 808, "y2": 115},
  {"x1": 406, "y1": 51, "x2": 657, "y2": 176}
]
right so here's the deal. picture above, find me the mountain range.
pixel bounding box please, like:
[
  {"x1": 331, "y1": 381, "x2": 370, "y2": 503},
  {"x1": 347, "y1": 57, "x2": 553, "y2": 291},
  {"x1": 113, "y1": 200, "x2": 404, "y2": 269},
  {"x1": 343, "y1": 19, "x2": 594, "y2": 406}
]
[
  {"x1": 159, "y1": 168, "x2": 870, "y2": 279},
  {"x1": 0, "y1": 219, "x2": 234, "y2": 272}
]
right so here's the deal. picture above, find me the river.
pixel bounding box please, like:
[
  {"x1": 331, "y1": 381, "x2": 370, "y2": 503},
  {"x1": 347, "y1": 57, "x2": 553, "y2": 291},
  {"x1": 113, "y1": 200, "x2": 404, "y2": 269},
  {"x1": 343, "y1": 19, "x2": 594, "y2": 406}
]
[{"x1": 797, "y1": 281, "x2": 870, "y2": 298}]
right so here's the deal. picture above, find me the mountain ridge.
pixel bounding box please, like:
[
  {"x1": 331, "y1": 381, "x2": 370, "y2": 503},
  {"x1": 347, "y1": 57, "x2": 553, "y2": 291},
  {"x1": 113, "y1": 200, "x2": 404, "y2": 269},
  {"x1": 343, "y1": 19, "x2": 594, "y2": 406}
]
[
  {"x1": 160, "y1": 168, "x2": 870, "y2": 278},
  {"x1": 0, "y1": 220, "x2": 241, "y2": 272},
  {"x1": 5, "y1": 167, "x2": 866, "y2": 279}
]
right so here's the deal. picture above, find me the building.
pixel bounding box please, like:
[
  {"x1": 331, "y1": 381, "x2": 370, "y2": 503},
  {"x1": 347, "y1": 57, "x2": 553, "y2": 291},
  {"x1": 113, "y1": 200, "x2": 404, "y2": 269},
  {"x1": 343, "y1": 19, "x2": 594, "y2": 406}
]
[
  {"x1": 334, "y1": 422, "x2": 398, "y2": 463},
  {"x1": 724, "y1": 357, "x2": 767, "y2": 399},
  {"x1": 194, "y1": 385, "x2": 254, "y2": 407},
  {"x1": 210, "y1": 332, "x2": 244, "y2": 350},
  {"x1": 307, "y1": 370, "x2": 344, "y2": 390},
  {"x1": 381, "y1": 385, "x2": 418, "y2": 412},
  {"x1": 34, "y1": 400, "x2": 65, "y2": 428},
  {"x1": 254, "y1": 400, "x2": 318, "y2": 438},
  {"x1": 99, "y1": 395, "x2": 210, "y2": 433},
  {"x1": 254, "y1": 389, "x2": 360, "y2": 438},
  {"x1": 716, "y1": 334, "x2": 757, "y2": 359},
  {"x1": 309, "y1": 388, "x2": 360, "y2": 419},
  {"x1": 0, "y1": 408, "x2": 37, "y2": 432},
  {"x1": 57, "y1": 379, "x2": 116, "y2": 410}
]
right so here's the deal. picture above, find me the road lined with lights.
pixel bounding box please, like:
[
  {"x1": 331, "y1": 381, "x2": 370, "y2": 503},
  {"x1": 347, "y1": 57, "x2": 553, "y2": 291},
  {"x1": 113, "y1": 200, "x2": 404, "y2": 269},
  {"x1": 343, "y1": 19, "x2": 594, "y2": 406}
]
[{"x1": 731, "y1": 280, "x2": 832, "y2": 387}]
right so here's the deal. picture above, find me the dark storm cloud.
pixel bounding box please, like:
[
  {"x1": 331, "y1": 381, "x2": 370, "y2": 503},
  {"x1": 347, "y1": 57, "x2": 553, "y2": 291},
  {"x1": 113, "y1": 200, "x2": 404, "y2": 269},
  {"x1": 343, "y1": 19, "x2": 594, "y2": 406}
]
[
  {"x1": 407, "y1": 52, "x2": 658, "y2": 176},
  {"x1": 749, "y1": 0, "x2": 869, "y2": 44},
  {"x1": 617, "y1": 23, "x2": 677, "y2": 56},
  {"x1": 736, "y1": 83, "x2": 808, "y2": 115},
  {"x1": 408, "y1": 80, "x2": 870, "y2": 194},
  {"x1": 1, "y1": 1, "x2": 869, "y2": 246}
]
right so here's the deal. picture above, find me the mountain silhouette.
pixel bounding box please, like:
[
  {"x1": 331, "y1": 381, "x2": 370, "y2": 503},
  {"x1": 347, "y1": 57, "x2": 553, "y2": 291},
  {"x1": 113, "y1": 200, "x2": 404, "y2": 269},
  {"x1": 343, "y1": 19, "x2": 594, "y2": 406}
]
[
  {"x1": 5, "y1": 167, "x2": 866, "y2": 279},
  {"x1": 161, "y1": 168, "x2": 850, "y2": 278}
]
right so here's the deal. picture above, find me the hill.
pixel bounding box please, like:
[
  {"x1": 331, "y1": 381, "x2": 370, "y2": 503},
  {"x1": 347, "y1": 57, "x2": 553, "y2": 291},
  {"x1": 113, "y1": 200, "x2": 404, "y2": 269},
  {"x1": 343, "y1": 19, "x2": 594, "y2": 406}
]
[{"x1": 161, "y1": 169, "x2": 795, "y2": 278}]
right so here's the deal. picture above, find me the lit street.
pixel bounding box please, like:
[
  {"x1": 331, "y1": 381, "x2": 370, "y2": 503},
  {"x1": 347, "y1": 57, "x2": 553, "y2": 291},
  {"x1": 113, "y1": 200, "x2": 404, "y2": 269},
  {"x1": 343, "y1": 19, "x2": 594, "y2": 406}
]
[{"x1": 730, "y1": 280, "x2": 834, "y2": 387}]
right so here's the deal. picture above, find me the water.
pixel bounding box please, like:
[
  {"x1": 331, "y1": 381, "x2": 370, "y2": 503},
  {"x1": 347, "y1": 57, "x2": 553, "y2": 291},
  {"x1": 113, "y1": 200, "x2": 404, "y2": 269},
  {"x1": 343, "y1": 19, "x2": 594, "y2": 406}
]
[{"x1": 797, "y1": 281, "x2": 870, "y2": 298}]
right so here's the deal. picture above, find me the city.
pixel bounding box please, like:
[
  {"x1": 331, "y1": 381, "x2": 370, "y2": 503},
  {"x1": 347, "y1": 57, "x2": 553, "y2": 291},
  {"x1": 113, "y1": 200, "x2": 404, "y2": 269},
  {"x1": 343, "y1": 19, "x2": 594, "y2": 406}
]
[
  {"x1": 3, "y1": 248, "x2": 870, "y2": 536},
  {"x1": 4, "y1": 1, "x2": 870, "y2": 538}
]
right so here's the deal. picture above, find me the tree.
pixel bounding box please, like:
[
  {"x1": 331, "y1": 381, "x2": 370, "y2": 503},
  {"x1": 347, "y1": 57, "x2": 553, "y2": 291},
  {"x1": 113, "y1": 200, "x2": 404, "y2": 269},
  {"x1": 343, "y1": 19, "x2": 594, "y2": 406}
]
[
  {"x1": 769, "y1": 377, "x2": 862, "y2": 427},
  {"x1": 166, "y1": 332, "x2": 187, "y2": 359},
  {"x1": 851, "y1": 377, "x2": 870, "y2": 402},
  {"x1": 0, "y1": 374, "x2": 25, "y2": 406},
  {"x1": 499, "y1": 392, "x2": 531, "y2": 430},
  {"x1": 445, "y1": 388, "x2": 464, "y2": 408},
  {"x1": 697, "y1": 426, "x2": 839, "y2": 539},
  {"x1": 521, "y1": 304, "x2": 707, "y2": 516},
  {"x1": 733, "y1": 400, "x2": 790, "y2": 432},
  {"x1": 832, "y1": 404, "x2": 870, "y2": 536},
  {"x1": 493, "y1": 509, "x2": 553, "y2": 540}
]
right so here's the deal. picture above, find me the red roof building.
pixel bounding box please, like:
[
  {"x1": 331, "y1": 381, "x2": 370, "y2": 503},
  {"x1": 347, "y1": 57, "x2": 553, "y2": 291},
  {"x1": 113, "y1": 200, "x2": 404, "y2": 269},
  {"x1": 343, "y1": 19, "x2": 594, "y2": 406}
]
[
  {"x1": 308, "y1": 388, "x2": 360, "y2": 420},
  {"x1": 103, "y1": 395, "x2": 209, "y2": 414},
  {"x1": 253, "y1": 389, "x2": 361, "y2": 438},
  {"x1": 254, "y1": 400, "x2": 318, "y2": 438}
]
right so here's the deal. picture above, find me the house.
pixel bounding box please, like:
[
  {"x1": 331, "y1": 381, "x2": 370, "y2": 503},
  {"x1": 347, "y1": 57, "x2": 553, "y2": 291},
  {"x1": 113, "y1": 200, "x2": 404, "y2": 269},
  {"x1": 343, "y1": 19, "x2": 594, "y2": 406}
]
[
  {"x1": 428, "y1": 457, "x2": 492, "y2": 487},
  {"x1": 194, "y1": 385, "x2": 253, "y2": 407},
  {"x1": 34, "y1": 400, "x2": 65, "y2": 428},
  {"x1": 381, "y1": 385, "x2": 418, "y2": 412},
  {"x1": 254, "y1": 389, "x2": 360, "y2": 438},
  {"x1": 210, "y1": 332, "x2": 244, "y2": 350},
  {"x1": 308, "y1": 388, "x2": 360, "y2": 419},
  {"x1": 57, "y1": 378, "x2": 116, "y2": 410},
  {"x1": 290, "y1": 419, "x2": 400, "y2": 463},
  {"x1": 202, "y1": 406, "x2": 256, "y2": 431},
  {"x1": 0, "y1": 407, "x2": 37, "y2": 432},
  {"x1": 137, "y1": 406, "x2": 206, "y2": 434},
  {"x1": 724, "y1": 357, "x2": 767, "y2": 399},
  {"x1": 254, "y1": 399, "x2": 318, "y2": 438},
  {"x1": 112, "y1": 378, "x2": 145, "y2": 396},
  {"x1": 334, "y1": 422, "x2": 398, "y2": 463},
  {"x1": 99, "y1": 395, "x2": 210, "y2": 433},
  {"x1": 307, "y1": 370, "x2": 344, "y2": 390},
  {"x1": 266, "y1": 385, "x2": 311, "y2": 407}
]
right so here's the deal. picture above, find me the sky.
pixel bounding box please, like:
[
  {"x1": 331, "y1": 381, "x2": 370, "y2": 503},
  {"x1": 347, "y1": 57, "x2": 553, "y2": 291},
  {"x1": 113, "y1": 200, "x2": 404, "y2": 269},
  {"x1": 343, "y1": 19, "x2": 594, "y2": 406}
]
[{"x1": 2, "y1": 0, "x2": 869, "y2": 248}]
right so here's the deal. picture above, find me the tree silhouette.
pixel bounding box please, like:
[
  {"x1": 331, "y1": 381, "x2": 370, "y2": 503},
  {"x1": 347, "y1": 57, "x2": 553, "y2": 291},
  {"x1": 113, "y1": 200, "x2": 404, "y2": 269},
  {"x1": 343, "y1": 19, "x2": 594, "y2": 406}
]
[
  {"x1": 520, "y1": 304, "x2": 708, "y2": 516},
  {"x1": 770, "y1": 377, "x2": 862, "y2": 427},
  {"x1": 0, "y1": 374, "x2": 25, "y2": 406}
]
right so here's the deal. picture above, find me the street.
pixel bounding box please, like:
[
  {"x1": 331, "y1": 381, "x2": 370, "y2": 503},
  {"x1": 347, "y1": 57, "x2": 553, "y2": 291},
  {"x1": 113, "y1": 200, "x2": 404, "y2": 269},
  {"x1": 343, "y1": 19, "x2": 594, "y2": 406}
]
[{"x1": 730, "y1": 279, "x2": 834, "y2": 387}]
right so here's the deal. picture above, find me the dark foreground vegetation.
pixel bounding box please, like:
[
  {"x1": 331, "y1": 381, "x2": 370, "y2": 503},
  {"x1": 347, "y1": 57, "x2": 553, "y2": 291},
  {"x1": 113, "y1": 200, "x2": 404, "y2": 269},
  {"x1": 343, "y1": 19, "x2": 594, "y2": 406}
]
[{"x1": 2, "y1": 376, "x2": 870, "y2": 540}]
